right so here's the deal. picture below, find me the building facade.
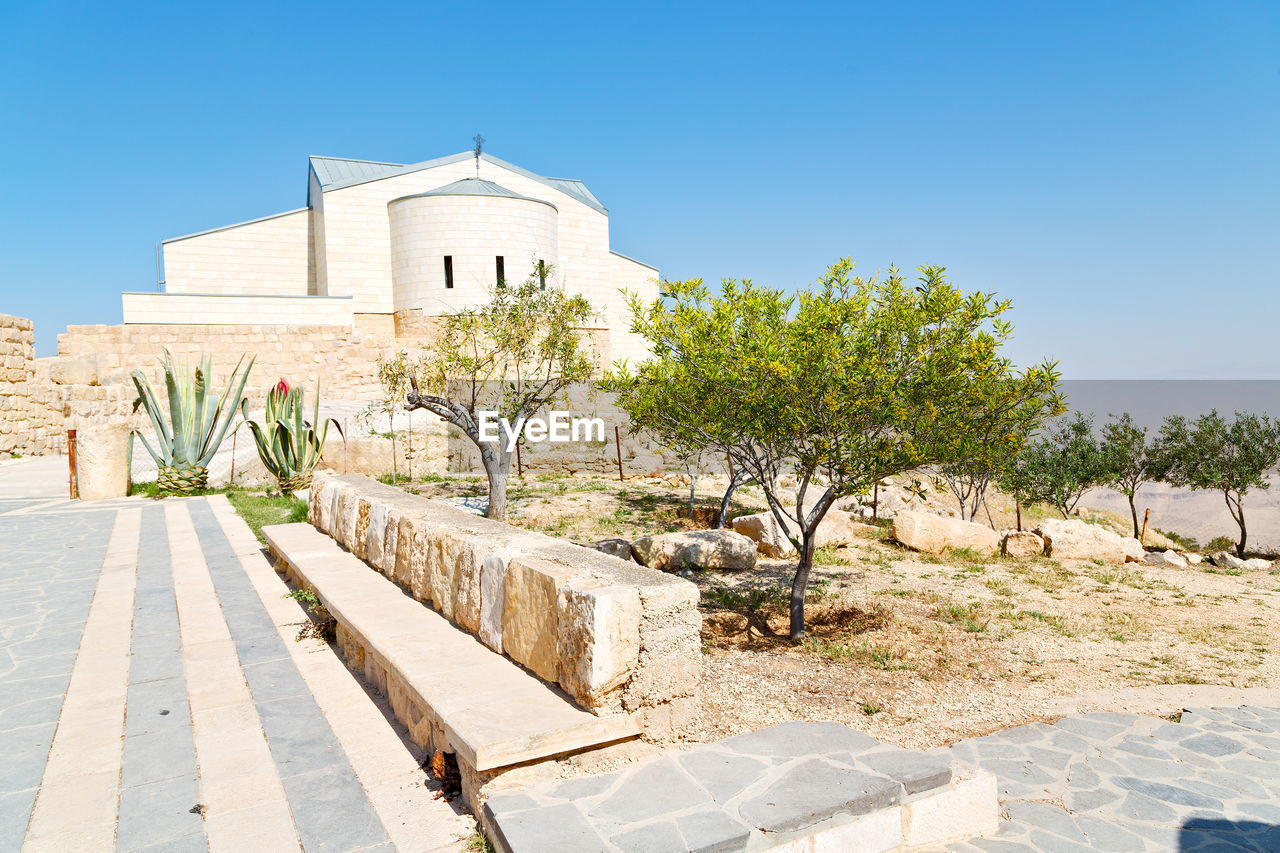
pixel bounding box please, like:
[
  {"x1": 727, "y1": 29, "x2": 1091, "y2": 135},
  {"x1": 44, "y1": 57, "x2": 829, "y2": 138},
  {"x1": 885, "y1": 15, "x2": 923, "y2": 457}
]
[{"x1": 124, "y1": 151, "x2": 660, "y2": 363}]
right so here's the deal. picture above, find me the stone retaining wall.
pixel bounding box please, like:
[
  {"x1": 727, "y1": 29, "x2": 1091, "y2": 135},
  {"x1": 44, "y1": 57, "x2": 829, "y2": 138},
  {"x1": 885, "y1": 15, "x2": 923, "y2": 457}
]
[
  {"x1": 445, "y1": 382, "x2": 726, "y2": 480},
  {"x1": 56, "y1": 321, "x2": 396, "y2": 413},
  {"x1": 0, "y1": 315, "x2": 60, "y2": 456},
  {"x1": 307, "y1": 472, "x2": 702, "y2": 735}
]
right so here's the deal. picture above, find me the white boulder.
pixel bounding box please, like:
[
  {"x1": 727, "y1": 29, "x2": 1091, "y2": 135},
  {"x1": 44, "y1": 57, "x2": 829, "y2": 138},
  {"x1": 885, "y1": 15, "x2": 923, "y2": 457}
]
[
  {"x1": 1144, "y1": 549, "x2": 1189, "y2": 568},
  {"x1": 1001, "y1": 531, "x2": 1045, "y2": 558},
  {"x1": 1035, "y1": 519, "x2": 1143, "y2": 565},
  {"x1": 632, "y1": 530, "x2": 758, "y2": 572},
  {"x1": 891, "y1": 510, "x2": 1000, "y2": 556}
]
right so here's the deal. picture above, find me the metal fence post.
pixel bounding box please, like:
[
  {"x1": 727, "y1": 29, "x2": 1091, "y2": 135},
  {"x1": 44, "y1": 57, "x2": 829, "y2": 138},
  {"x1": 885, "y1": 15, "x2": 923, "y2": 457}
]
[
  {"x1": 615, "y1": 426, "x2": 624, "y2": 482},
  {"x1": 67, "y1": 429, "x2": 78, "y2": 499}
]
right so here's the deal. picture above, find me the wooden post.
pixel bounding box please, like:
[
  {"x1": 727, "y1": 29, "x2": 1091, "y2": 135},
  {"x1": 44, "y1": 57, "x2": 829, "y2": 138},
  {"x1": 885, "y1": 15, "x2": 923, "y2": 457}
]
[
  {"x1": 516, "y1": 440, "x2": 523, "y2": 477},
  {"x1": 1140, "y1": 508, "x2": 1150, "y2": 545},
  {"x1": 614, "y1": 426, "x2": 624, "y2": 482},
  {"x1": 67, "y1": 429, "x2": 78, "y2": 499},
  {"x1": 1016, "y1": 500, "x2": 1022, "y2": 532},
  {"x1": 872, "y1": 482, "x2": 879, "y2": 521}
]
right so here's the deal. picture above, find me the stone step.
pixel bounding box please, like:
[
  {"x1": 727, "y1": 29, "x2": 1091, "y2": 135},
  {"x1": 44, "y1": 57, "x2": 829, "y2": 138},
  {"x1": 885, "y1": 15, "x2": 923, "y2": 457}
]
[
  {"x1": 262, "y1": 522, "x2": 641, "y2": 772},
  {"x1": 483, "y1": 720, "x2": 999, "y2": 853}
]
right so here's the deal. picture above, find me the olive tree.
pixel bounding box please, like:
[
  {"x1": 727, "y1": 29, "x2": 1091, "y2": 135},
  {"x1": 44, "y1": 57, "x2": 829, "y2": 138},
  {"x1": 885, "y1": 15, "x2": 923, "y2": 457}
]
[
  {"x1": 936, "y1": 372, "x2": 1064, "y2": 523},
  {"x1": 609, "y1": 260, "x2": 1060, "y2": 640},
  {"x1": 1155, "y1": 410, "x2": 1280, "y2": 558},
  {"x1": 1006, "y1": 412, "x2": 1108, "y2": 519},
  {"x1": 403, "y1": 277, "x2": 597, "y2": 521},
  {"x1": 1098, "y1": 413, "x2": 1159, "y2": 538}
]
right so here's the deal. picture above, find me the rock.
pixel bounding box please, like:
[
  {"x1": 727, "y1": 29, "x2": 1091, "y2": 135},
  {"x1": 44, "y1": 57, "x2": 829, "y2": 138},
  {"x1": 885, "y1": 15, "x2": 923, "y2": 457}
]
[
  {"x1": 1001, "y1": 531, "x2": 1045, "y2": 558},
  {"x1": 891, "y1": 510, "x2": 999, "y2": 556},
  {"x1": 731, "y1": 509, "x2": 867, "y2": 558},
  {"x1": 1243, "y1": 558, "x2": 1272, "y2": 571},
  {"x1": 731, "y1": 513, "x2": 795, "y2": 558},
  {"x1": 478, "y1": 551, "x2": 508, "y2": 653},
  {"x1": 1184, "y1": 552, "x2": 1203, "y2": 565},
  {"x1": 632, "y1": 530, "x2": 758, "y2": 572},
  {"x1": 1034, "y1": 519, "x2": 1141, "y2": 564},
  {"x1": 1144, "y1": 549, "x2": 1188, "y2": 568},
  {"x1": 75, "y1": 424, "x2": 130, "y2": 500},
  {"x1": 582, "y1": 538, "x2": 637, "y2": 562},
  {"x1": 503, "y1": 556, "x2": 581, "y2": 681},
  {"x1": 1209, "y1": 551, "x2": 1246, "y2": 570},
  {"x1": 813, "y1": 509, "x2": 869, "y2": 549},
  {"x1": 49, "y1": 358, "x2": 98, "y2": 386},
  {"x1": 556, "y1": 577, "x2": 641, "y2": 709}
]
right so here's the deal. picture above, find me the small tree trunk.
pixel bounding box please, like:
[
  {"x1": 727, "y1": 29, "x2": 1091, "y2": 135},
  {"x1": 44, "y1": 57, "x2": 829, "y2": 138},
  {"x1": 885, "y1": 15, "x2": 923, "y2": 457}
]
[
  {"x1": 1128, "y1": 494, "x2": 1140, "y2": 540},
  {"x1": 481, "y1": 445, "x2": 512, "y2": 521},
  {"x1": 716, "y1": 469, "x2": 747, "y2": 529},
  {"x1": 1015, "y1": 499, "x2": 1022, "y2": 532},
  {"x1": 789, "y1": 532, "x2": 816, "y2": 642},
  {"x1": 1236, "y1": 503, "x2": 1247, "y2": 558}
]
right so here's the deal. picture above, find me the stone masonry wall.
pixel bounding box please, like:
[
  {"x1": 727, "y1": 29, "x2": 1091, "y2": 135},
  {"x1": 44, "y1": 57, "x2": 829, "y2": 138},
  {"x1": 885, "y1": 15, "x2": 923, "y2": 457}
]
[
  {"x1": 0, "y1": 315, "x2": 61, "y2": 456},
  {"x1": 52, "y1": 321, "x2": 400, "y2": 430},
  {"x1": 308, "y1": 472, "x2": 702, "y2": 734},
  {"x1": 446, "y1": 381, "x2": 728, "y2": 479}
]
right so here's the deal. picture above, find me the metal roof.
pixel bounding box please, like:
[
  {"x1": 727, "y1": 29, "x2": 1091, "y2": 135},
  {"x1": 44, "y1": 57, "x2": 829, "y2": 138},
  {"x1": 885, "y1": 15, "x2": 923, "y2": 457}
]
[
  {"x1": 390, "y1": 178, "x2": 557, "y2": 210},
  {"x1": 308, "y1": 156, "x2": 407, "y2": 189},
  {"x1": 307, "y1": 151, "x2": 609, "y2": 214}
]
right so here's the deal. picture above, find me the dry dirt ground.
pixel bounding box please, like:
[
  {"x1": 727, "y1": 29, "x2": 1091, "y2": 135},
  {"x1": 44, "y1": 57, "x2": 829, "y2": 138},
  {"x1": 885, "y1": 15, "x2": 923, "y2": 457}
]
[{"x1": 394, "y1": 471, "x2": 1280, "y2": 751}]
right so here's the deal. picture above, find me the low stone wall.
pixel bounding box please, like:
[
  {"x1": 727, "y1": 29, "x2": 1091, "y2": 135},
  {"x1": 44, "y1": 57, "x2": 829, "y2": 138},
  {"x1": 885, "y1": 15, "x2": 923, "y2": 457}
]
[
  {"x1": 0, "y1": 314, "x2": 61, "y2": 456},
  {"x1": 446, "y1": 383, "x2": 726, "y2": 480},
  {"x1": 307, "y1": 472, "x2": 702, "y2": 734}
]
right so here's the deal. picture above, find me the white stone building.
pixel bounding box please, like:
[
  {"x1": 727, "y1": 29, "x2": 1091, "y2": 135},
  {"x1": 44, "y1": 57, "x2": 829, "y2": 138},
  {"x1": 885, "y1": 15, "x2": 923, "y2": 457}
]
[{"x1": 124, "y1": 151, "x2": 660, "y2": 362}]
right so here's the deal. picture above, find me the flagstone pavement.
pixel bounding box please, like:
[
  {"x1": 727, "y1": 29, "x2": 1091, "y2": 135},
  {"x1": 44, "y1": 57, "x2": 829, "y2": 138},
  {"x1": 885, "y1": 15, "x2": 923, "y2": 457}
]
[{"x1": 0, "y1": 458, "x2": 471, "y2": 852}]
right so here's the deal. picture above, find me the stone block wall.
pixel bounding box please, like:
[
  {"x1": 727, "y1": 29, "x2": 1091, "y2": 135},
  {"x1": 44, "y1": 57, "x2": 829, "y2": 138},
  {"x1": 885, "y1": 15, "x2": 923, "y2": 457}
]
[
  {"x1": 307, "y1": 472, "x2": 702, "y2": 734},
  {"x1": 0, "y1": 315, "x2": 61, "y2": 456},
  {"x1": 53, "y1": 321, "x2": 400, "y2": 427},
  {"x1": 446, "y1": 382, "x2": 725, "y2": 479}
]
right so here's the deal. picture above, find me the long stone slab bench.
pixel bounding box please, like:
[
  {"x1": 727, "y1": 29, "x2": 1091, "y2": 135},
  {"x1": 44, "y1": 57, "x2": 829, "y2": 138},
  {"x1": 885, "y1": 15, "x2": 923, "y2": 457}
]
[
  {"x1": 305, "y1": 472, "x2": 702, "y2": 735},
  {"x1": 262, "y1": 523, "x2": 642, "y2": 780},
  {"x1": 483, "y1": 721, "x2": 999, "y2": 853}
]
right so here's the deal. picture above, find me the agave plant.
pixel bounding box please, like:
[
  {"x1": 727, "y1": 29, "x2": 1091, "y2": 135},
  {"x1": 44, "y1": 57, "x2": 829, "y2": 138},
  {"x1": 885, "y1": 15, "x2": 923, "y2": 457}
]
[
  {"x1": 131, "y1": 350, "x2": 254, "y2": 494},
  {"x1": 241, "y1": 379, "x2": 343, "y2": 493}
]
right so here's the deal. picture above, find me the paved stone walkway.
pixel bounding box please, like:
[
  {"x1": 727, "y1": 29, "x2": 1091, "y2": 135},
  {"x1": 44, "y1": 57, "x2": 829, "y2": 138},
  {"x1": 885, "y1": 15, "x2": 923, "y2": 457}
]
[
  {"x1": 932, "y1": 708, "x2": 1280, "y2": 852},
  {"x1": 484, "y1": 720, "x2": 982, "y2": 851},
  {"x1": 0, "y1": 459, "x2": 471, "y2": 852}
]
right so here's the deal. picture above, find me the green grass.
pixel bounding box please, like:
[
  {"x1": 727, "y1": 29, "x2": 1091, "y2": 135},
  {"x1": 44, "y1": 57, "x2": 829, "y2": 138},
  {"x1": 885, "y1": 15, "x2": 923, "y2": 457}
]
[
  {"x1": 460, "y1": 830, "x2": 495, "y2": 853},
  {"x1": 227, "y1": 491, "x2": 308, "y2": 543}
]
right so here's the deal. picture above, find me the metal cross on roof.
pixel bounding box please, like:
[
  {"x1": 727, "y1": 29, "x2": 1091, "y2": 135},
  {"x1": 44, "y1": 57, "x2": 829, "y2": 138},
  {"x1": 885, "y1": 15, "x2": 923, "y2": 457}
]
[{"x1": 473, "y1": 133, "x2": 485, "y2": 177}]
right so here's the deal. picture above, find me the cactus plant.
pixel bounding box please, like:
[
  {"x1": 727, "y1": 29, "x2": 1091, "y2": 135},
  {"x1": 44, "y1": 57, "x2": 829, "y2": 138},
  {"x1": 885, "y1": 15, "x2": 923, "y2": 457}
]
[
  {"x1": 241, "y1": 379, "x2": 342, "y2": 493},
  {"x1": 130, "y1": 350, "x2": 254, "y2": 494}
]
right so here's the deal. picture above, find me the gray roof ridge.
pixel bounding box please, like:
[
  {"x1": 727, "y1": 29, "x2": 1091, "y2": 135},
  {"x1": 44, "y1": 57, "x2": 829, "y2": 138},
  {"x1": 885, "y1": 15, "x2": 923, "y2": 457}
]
[{"x1": 315, "y1": 151, "x2": 608, "y2": 215}]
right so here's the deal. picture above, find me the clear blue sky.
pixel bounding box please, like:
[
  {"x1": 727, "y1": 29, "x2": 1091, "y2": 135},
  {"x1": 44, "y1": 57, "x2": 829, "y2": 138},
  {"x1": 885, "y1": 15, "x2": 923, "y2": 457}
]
[{"x1": 1, "y1": 1, "x2": 1276, "y2": 375}]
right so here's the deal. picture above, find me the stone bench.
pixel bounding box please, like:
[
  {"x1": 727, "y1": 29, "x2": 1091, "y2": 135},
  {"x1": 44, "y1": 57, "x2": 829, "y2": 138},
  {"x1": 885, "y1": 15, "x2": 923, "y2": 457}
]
[
  {"x1": 305, "y1": 472, "x2": 701, "y2": 735},
  {"x1": 483, "y1": 721, "x2": 999, "y2": 853},
  {"x1": 263, "y1": 522, "x2": 643, "y2": 801}
]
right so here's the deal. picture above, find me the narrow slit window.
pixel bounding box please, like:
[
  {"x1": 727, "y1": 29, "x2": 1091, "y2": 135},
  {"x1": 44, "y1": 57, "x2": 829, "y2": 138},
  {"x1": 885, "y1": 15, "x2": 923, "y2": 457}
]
[
  {"x1": 443, "y1": 255, "x2": 454, "y2": 289},
  {"x1": 495, "y1": 255, "x2": 505, "y2": 287}
]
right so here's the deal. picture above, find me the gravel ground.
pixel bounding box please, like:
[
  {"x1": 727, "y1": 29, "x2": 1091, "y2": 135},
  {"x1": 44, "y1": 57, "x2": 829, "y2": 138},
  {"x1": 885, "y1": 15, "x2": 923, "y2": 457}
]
[{"x1": 391, "y1": 472, "x2": 1280, "y2": 751}]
